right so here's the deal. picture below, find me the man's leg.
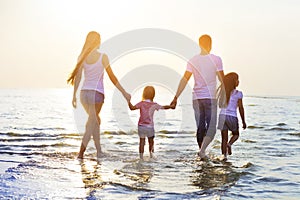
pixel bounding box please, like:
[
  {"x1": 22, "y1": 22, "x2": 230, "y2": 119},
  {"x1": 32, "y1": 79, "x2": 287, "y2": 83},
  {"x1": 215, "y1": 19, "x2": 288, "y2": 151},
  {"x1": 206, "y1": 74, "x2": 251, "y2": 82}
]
[
  {"x1": 193, "y1": 100, "x2": 206, "y2": 149},
  {"x1": 199, "y1": 99, "x2": 217, "y2": 158}
]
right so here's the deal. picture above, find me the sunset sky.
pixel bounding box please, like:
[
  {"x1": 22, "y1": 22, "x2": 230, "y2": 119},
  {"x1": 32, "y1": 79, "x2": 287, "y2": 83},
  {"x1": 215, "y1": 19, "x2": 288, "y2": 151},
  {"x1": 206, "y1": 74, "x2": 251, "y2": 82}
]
[{"x1": 0, "y1": 0, "x2": 299, "y2": 96}]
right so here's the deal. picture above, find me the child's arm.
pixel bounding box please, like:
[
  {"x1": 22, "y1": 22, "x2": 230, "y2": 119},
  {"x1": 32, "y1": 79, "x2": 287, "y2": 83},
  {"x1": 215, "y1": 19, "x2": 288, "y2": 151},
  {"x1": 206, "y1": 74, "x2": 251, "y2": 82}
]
[
  {"x1": 238, "y1": 99, "x2": 247, "y2": 129},
  {"x1": 128, "y1": 101, "x2": 138, "y2": 110},
  {"x1": 161, "y1": 105, "x2": 175, "y2": 109}
]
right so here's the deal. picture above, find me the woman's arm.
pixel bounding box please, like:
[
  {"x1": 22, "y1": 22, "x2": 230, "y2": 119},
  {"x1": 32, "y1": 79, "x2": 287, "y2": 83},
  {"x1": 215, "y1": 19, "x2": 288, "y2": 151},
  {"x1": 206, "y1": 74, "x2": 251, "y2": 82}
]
[
  {"x1": 102, "y1": 54, "x2": 131, "y2": 102},
  {"x1": 238, "y1": 99, "x2": 247, "y2": 129},
  {"x1": 72, "y1": 66, "x2": 83, "y2": 108}
]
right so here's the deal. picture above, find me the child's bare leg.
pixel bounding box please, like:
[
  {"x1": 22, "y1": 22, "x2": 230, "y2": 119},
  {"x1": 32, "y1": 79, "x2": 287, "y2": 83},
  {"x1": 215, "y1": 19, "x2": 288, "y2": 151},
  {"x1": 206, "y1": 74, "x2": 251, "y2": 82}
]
[
  {"x1": 227, "y1": 131, "x2": 239, "y2": 155},
  {"x1": 221, "y1": 130, "x2": 228, "y2": 156},
  {"x1": 228, "y1": 131, "x2": 239, "y2": 145},
  {"x1": 139, "y1": 138, "x2": 145, "y2": 159},
  {"x1": 148, "y1": 137, "x2": 154, "y2": 157}
]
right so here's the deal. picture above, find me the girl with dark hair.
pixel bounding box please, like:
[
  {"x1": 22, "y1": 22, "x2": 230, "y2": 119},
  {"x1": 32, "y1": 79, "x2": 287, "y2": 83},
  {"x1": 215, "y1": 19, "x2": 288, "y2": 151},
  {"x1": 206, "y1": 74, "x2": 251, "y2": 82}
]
[{"x1": 217, "y1": 72, "x2": 247, "y2": 160}]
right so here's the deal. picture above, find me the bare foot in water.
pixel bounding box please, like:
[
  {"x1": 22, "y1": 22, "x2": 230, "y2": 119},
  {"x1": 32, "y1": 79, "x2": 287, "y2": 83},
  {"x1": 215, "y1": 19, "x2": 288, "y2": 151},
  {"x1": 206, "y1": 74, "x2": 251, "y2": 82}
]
[
  {"x1": 198, "y1": 152, "x2": 208, "y2": 161},
  {"x1": 222, "y1": 154, "x2": 227, "y2": 161}
]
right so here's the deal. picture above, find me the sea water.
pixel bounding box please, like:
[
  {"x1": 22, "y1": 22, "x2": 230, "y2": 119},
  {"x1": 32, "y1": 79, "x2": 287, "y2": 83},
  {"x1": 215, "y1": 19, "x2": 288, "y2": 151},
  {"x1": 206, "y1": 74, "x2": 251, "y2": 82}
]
[{"x1": 0, "y1": 88, "x2": 299, "y2": 199}]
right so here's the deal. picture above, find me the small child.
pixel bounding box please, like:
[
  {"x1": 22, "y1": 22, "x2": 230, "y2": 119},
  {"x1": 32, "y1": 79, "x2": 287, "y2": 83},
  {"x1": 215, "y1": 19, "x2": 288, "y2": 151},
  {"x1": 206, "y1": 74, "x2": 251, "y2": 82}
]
[
  {"x1": 128, "y1": 86, "x2": 174, "y2": 160},
  {"x1": 217, "y1": 72, "x2": 247, "y2": 160}
]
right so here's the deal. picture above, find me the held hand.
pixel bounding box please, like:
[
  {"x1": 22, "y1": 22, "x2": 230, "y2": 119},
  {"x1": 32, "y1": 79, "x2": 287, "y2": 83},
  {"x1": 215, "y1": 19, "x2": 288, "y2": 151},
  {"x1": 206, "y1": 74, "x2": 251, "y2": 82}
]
[
  {"x1": 72, "y1": 96, "x2": 77, "y2": 108},
  {"x1": 170, "y1": 104, "x2": 176, "y2": 109},
  {"x1": 170, "y1": 97, "x2": 177, "y2": 109},
  {"x1": 123, "y1": 92, "x2": 131, "y2": 103}
]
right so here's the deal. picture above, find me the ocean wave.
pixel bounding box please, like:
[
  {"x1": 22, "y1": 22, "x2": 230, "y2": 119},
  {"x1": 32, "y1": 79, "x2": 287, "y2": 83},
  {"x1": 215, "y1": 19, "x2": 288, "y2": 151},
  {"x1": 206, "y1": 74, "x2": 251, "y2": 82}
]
[
  {"x1": 0, "y1": 151, "x2": 80, "y2": 160},
  {"x1": 288, "y1": 132, "x2": 300, "y2": 137},
  {"x1": 241, "y1": 139, "x2": 257, "y2": 143},
  {"x1": 265, "y1": 127, "x2": 296, "y2": 131},
  {"x1": 109, "y1": 181, "x2": 155, "y2": 192},
  {"x1": 0, "y1": 138, "x2": 39, "y2": 142},
  {"x1": 115, "y1": 141, "x2": 127, "y2": 145},
  {"x1": 44, "y1": 152, "x2": 79, "y2": 159},
  {"x1": 156, "y1": 134, "x2": 174, "y2": 139},
  {"x1": 0, "y1": 151, "x2": 41, "y2": 157},
  {"x1": 0, "y1": 143, "x2": 76, "y2": 149},
  {"x1": 280, "y1": 138, "x2": 299, "y2": 142},
  {"x1": 241, "y1": 162, "x2": 254, "y2": 168},
  {"x1": 247, "y1": 104, "x2": 259, "y2": 107},
  {"x1": 0, "y1": 137, "x2": 63, "y2": 143},
  {"x1": 276, "y1": 123, "x2": 287, "y2": 126},
  {"x1": 246, "y1": 95, "x2": 291, "y2": 100},
  {"x1": 1, "y1": 132, "x2": 58, "y2": 138},
  {"x1": 0, "y1": 132, "x2": 81, "y2": 140},
  {"x1": 256, "y1": 176, "x2": 288, "y2": 183},
  {"x1": 7, "y1": 126, "x2": 66, "y2": 131},
  {"x1": 103, "y1": 131, "x2": 134, "y2": 135},
  {"x1": 158, "y1": 130, "x2": 194, "y2": 134},
  {"x1": 156, "y1": 122, "x2": 174, "y2": 126},
  {"x1": 247, "y1": 125, "x2": 264, "y2": 129}
]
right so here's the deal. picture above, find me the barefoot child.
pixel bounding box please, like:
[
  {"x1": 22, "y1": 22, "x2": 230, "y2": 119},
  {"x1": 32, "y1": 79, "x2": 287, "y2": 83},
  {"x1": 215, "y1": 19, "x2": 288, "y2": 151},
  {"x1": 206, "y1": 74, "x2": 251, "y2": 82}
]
[
  {"x1": 217, "y1": 72, "x2": 246, "y2": 160},
  {"x1": 128, "y1": 86, "x2": 174, "y2": 160}
]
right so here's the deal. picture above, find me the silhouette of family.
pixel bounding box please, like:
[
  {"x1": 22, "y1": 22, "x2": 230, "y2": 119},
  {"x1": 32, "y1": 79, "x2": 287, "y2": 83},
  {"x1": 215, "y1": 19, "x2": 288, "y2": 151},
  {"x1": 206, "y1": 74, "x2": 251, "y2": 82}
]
[{"x1": 67, "y1": 31, "x2": 246, "y2": 161}]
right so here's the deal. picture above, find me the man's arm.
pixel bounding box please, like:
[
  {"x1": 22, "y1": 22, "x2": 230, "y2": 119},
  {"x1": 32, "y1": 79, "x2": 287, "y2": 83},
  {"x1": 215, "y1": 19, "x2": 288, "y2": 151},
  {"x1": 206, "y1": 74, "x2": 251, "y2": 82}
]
[
  {"x1": 217, "y1": 70, "x2": 225, "y2": 84},
  {"x1": 161, "y1": 105, "x2": 174, "y2": 109},
  {"x1": 170, "y1": 71, "x2": 192, "y2": 107}
]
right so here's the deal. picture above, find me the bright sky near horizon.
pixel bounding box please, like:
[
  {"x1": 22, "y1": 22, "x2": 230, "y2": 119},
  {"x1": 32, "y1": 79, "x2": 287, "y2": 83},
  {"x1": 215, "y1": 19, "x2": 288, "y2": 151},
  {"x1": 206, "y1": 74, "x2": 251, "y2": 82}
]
[{"x1": 0, "y1": 0, "x2": 300, "y2": 96}]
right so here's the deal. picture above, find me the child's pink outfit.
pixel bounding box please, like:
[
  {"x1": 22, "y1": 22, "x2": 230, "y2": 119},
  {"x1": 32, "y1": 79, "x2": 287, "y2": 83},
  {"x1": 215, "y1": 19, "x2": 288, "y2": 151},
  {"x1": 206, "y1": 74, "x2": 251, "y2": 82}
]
[{"x1": 135, "y1": 100, "x2": 162, "y2": 138}]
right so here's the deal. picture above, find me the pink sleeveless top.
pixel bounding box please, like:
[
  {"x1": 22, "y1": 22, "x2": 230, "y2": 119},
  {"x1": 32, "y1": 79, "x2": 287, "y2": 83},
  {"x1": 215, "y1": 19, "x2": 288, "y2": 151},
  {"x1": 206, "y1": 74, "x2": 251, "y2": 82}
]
[{"x1": 81, "y1": 53, "x2": 105, "y2": 94}]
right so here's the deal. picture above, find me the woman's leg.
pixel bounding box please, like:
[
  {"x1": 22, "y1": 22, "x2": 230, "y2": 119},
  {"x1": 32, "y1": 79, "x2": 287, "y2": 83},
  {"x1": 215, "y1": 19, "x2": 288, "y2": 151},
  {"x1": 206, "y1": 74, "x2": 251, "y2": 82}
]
[
  {"x1": 78, "y1": 102, "x2": 93, "y2": 158},
  {"x1": 78, "y1": 101, "x2": 103, "y2": 158},
  {"x1": 221, "y1": 130, "x2": 228, "y2": 155},
  {"x1": 92, "y1": 103, "x2": 103, "y2": 158}
]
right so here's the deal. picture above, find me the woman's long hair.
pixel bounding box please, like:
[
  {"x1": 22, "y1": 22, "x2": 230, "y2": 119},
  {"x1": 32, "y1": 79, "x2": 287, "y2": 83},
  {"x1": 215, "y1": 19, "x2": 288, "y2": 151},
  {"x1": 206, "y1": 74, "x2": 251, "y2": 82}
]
[
  {"x1": 67, "y1": 31, "x2": 101, "y2": 85},
  {"x1": 217, "y1": 72, "x2": 239, "y2": 108}
]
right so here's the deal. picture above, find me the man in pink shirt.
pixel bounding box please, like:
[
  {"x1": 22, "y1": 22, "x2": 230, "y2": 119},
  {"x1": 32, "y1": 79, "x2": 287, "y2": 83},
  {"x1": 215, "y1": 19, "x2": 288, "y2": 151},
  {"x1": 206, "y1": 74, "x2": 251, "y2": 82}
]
[{"x1": 171, "y1": 35, "x2": 225, "y2": 159}]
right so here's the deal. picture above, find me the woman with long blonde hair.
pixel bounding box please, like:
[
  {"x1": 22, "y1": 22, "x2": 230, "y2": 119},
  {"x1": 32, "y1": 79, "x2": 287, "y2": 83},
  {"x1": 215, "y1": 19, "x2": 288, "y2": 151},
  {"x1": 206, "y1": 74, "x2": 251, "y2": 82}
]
[{"x1": 67, "y1": 31, "x2": 131, "y2": 159}]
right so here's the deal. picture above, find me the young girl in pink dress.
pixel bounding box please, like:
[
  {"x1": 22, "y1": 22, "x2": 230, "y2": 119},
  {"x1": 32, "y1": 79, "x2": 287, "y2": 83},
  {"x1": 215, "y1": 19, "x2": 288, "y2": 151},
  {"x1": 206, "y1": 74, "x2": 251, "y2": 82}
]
[{"x1": 128, "y1": 86, "x2": 174, "y2": 160}]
